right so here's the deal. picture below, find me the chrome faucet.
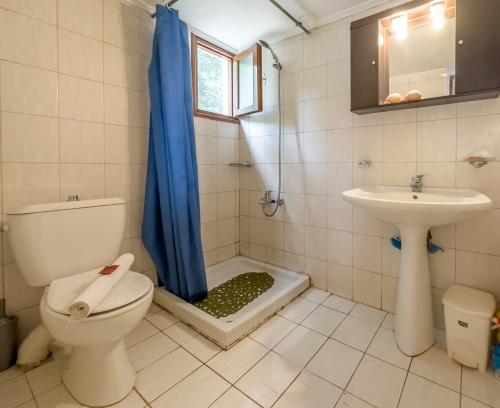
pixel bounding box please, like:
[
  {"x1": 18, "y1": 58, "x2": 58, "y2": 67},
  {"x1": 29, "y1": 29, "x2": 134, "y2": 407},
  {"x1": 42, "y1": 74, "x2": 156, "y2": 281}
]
[
  {"x1": 258, "y1": 190, "x2": 284, "y2": 206},
  {"x1": 410, "y1": 174, "x2": 426, "y2": 192}
]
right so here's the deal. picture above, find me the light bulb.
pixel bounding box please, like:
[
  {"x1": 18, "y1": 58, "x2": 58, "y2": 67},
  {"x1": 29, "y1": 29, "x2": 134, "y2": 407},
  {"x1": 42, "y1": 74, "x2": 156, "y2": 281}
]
[
  {"x1": 392, "y1": 13, "x2": 408, "y2": 41},
  {"x1": 430, "y1": 0, "x2": 446, "y2": 30}
]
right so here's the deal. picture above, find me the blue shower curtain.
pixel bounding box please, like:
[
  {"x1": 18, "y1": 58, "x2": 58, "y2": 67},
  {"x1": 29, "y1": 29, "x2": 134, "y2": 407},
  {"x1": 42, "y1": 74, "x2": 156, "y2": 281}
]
[{"x1": 142, "y1": 5, "x2": 207, "y2": 303}]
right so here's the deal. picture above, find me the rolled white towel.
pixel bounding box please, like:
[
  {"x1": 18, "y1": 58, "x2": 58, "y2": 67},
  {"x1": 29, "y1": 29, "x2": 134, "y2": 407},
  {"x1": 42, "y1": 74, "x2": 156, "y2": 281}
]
[{"x1": 67, "y1": 253, "x2": 134, "y2": 320}]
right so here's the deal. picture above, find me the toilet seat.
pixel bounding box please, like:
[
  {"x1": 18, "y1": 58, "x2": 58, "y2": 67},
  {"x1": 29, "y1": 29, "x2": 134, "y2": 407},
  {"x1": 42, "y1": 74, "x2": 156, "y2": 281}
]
[{"x1": 47, "y1": 271, "x2": 152, "y2": 316}]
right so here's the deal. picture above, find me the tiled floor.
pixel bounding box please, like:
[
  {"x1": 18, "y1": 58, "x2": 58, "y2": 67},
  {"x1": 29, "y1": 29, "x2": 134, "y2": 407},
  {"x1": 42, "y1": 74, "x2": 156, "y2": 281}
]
[{"x1": 1, "y1": 288, "x2": 499, "y2": 408}]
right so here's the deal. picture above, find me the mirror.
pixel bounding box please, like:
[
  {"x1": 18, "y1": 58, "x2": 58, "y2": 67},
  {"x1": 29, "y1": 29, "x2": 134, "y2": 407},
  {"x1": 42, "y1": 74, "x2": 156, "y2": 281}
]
[{"x1": 379, "y1": 0, "x2": 456, "y2": 104}]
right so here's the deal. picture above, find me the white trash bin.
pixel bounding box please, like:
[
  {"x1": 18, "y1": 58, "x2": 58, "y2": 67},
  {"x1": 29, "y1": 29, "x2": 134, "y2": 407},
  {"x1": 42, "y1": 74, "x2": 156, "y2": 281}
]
[{"x1": 442, "y1": 285, "x2": 496, "y2": 372}]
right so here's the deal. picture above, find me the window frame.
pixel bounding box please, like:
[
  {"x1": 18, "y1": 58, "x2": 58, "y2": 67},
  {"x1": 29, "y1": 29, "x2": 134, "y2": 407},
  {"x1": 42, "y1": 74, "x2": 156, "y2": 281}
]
[
  {"x1": 191, "y1": 34, "x2": 239, "y2": 124},
  {"x1": 233, "y1": 43, "x2": 263, "y2": 116}
]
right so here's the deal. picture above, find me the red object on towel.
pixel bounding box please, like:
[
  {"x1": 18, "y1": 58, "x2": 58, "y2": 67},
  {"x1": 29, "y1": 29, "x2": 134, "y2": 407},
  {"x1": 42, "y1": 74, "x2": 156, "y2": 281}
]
[{"x1": 99, "y1": 265, "x2": 119, "y2": 275}]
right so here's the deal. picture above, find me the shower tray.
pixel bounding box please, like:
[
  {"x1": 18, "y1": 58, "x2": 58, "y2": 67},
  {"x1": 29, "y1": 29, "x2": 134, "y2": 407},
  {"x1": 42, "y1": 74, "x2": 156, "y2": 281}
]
[{"x1": 153, "y1": 256, "x2": 309, "y2": 348}]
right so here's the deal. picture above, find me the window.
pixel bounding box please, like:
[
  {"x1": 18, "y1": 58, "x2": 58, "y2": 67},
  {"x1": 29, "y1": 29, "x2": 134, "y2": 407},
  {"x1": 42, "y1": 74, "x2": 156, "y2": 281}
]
[{"x1": 191, "y1": 34, "x2": 262, "y2": 123}]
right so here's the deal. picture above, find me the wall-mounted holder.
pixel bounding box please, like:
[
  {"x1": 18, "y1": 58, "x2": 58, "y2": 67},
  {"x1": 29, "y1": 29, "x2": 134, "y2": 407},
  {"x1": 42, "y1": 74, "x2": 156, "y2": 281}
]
[
  {"x1": 357, "y1": 160, "x2": 372, "y2": 168},
  {"x1": 229, "y1": 162, "x2": 253, "y2": 168},
  {"x1": 464, "y1": 154, "x2": 495, "y2": 168}
]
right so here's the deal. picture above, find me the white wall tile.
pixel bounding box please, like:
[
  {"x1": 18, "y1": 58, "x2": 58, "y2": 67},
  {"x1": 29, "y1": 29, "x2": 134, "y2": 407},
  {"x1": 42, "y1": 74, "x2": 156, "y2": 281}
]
[
  {"x1": 103, "y1": 43, "x2": 142, "y2": 89},
  {"x1": 60, "y1": 119, "x2": 104, "y2": 163},
  {"x1": 303, "y1": 32, "x2": 326, "y2": 69},
  {"x1": 417, "y1": 119, "x2": 456, "y2": 162},
  {"x1": 0, "y1": 61, "x2": 58, "y2": 116},
  {"x1": 383, "y1": 123, "x2": 416, "y2": 162},
  {"x1": 1, "y1": 113, "x2": 58, "y2": 163},
  {"x1": 0, "y1": 9, "x2": 57, "y2": 70},
  {"x1": 0, "y1": 0, "x2": 57, "y2": 24},
  {"x1": 104, "y1": 84, "x2": 140, "y2": 126},
  {"x1": 59, "y1": 28, "x2": 103, "y2": 81},
  {"x1": 59, "y1": 75, "x2": 104, "y2": 122},
  {"x1": 60, "y1": 163, "x2": 105, "y2": 199},
  {"x1": 103, "y1": 1, "x2": 139, "y2": 52},
  {"x1": 303, "y1": 66, "x2": 327, "y2": 101},
  {"x1": 58, "y1": 0, "x2": 103, "y2": 39}
]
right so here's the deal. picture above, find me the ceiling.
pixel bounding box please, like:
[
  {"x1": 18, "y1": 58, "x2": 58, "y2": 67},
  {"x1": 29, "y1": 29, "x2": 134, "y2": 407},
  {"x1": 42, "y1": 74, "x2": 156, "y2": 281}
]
[{"x1": 171, "y1": 0, "x2": 396, "y2": 51}]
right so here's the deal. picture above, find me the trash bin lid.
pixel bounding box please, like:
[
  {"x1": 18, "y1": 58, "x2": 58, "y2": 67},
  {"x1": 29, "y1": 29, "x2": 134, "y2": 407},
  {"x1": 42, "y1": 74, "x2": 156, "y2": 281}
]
[{"x1": 442, "y1": 285, "x2": 496, "y2": 318}]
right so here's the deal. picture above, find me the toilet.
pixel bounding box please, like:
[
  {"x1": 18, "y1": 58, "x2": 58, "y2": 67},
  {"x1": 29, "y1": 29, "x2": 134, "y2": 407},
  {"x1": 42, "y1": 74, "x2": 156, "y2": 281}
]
[{"x1": 7, "y1": 198, "x2": 154, "y2": 407}]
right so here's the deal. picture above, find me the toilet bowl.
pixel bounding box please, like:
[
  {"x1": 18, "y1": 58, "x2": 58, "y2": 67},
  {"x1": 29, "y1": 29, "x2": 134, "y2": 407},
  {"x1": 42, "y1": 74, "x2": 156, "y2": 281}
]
[
  {"x1": 41, "y1": 271, "x2": 153, "y2": 407},
  {"x1": 7, "y1": 198, "x2": 154, "y2": 407}
]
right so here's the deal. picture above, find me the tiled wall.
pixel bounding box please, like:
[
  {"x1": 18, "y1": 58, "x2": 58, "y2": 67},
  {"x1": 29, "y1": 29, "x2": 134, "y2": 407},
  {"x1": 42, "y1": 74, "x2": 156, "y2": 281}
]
[
  {"x1": 0, "y1": 0, "x2": 158, "y2": 340},
  {"x1": 240, "y1": 16, "x2": 500, "y2": 328},
  {"x1": 0, "y1": 0, "x2": 239, "y2": 341},
  {"x1": 196, "y1": 117, "x2": 240, "y2": 267}
]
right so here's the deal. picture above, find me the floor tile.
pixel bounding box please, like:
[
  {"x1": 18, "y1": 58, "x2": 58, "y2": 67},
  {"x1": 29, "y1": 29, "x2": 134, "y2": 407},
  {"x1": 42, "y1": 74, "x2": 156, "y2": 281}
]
[
  {"x1": 322, "y1": 295, "x2": 356, "y2": 314},
  {"x1": 25, "y1": 357, "x2": 66, "y2": 395},
  {"x1": 146, "y1": 303, "x2": 161, "y2": 315},
  {"x1": 0, "y1": 366, "x2": 23, "y2": 385},
  {"x1": 125, "y1": 319, "x2": 159, "y2": 348},
  {"x1": 306, "y1": 339, "x2": 363, "y2": 388},
  {"x1": 331, "y1": 315, "x2": 378, "y2": 352},
  {"x1": 36, "y1": 384, "x2": 80, "y2": 408},
  {"x1": 249, "y1": 315, "x2": 297, "y2": 349},
  {"x1": 163, "y1": 322, "x2": 198, "y2": 345},
  {"x1": 278, "y1": 297, "x2": 318, "y2": 323},
  {"x1": 15, "y1": 400, "x2": 37, "y2": 408},
  {"x1": 399, "y1": 373, "x2": 460, "y2": 408},
  {"x1": 366, "y1": 328, "x2": 411, "y2": 370},
  {"x1": 236, "y1": 351, "x2": 301, "y2": 408},
  {"x1": 274, "y1": 371, "x2": 342, "y2": 408},
  {"x1": 128, "y1": 332, "x2": 178, "y2": 371},
  {"x1": 1, "y1": 375, "x2": 32, "y2": 408},
  {"x1": 381, "y1": 313, "x2": 395, "y2": 331},
  {"x1": 135, "y1": 347, "x2": 201, "y2": 402},
  {"x1": 462, "y1": 366, "x2": 500, "y2": 408},
  {"x1": 150, "y1": 366, "x2": 229, "y2": 408},
  {"x1": 347, "y1": 355, "x2": 406, "y2": 408},
  {"x1": 300, "y1": 288, "x2": 330, "y2": 304},
  {"x1": 410, "y1": 346, "x2": 461, "y2": 391},
  {"x1": 274, "y1": 325, "x2": 327, "y2": 367},
  {"x1": 92, "y1": 389, "x2": 147, "y2": 408},
  {"x1": 210, "y1": 387, "x2": 260, "y2": 408},
  {"x1": 301, "y1": 305, "x2": 346, "y2": 336},
  {"x1": 335, "y1": 392, "x2": 375, "y2": 408},
  {"x1": 145, "y1": 309, "x2": 179, "y2": 330},
  {"x1": 349, "y1": 304, "x2": 386, "y2": 326},
  {"x1": 206, "y1": 337, "x2": 268, "y2": 383},
  {"x1": 461, "y1": 395, "x2": 491, "y2": 408},
  {"x1": 182, "y1": 334, "x2": 221, "y2": 362}
]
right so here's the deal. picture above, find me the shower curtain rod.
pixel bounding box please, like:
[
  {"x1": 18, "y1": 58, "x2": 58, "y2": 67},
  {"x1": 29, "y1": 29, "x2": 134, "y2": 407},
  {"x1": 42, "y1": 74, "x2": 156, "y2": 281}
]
[{"x1": 151, "y1": 0, "x2": 311, "y2": 35}]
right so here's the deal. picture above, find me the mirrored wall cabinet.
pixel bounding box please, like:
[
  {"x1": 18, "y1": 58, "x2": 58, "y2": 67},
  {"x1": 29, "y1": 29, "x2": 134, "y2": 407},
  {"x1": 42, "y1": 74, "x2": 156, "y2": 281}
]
[{"x1": 351, "y1": 0, "x2": 500, "y2": 114}]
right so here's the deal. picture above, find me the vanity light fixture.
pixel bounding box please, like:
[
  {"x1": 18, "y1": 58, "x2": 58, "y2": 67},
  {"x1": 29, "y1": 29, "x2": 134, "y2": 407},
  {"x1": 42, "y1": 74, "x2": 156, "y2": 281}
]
[
  {"x1": 430, "y1": 0, "x2": 446, "y2": 30},
  {"x1": 391, "y1": 13, "x2": 408, "y2": 41}
]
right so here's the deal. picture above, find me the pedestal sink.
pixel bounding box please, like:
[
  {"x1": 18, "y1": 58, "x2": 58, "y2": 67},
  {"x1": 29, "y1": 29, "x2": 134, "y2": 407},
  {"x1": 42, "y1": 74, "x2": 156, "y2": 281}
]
[{"x1": 342, "y1": 185, "x2": 492, "y2": 356}]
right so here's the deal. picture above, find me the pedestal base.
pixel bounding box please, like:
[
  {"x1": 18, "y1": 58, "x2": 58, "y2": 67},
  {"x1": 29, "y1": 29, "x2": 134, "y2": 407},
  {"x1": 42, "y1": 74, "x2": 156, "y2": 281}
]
[
  {"x1": 63, "y1": 339, "x2": 135, "y2": 407},
  {"x1": 394, "y1": 224, "x2": 435, "y2": 356}
]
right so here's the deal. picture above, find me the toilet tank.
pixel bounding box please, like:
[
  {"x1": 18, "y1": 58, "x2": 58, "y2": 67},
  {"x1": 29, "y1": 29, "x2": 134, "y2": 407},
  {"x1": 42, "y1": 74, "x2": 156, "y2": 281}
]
[{"x1": 8, "y1": 198, "x2": 126, "y2": 287}]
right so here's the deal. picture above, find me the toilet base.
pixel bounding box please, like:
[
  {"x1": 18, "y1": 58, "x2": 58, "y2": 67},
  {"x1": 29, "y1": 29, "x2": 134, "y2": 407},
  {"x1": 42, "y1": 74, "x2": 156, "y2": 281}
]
[{"x1": 63, "y1": 339, "x2": 135, "y2": 407}]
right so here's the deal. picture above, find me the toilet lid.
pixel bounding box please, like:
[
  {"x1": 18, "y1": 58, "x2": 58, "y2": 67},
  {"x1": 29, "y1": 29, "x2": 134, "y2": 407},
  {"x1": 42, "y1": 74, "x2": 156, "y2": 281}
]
[{"x1": 47, "y1": 271, "x2": 152, "y2": 316}]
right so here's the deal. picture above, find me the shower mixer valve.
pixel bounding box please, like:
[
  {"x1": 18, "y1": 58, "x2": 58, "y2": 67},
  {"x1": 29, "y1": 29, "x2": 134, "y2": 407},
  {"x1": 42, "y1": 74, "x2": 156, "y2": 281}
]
[{"x1": 259, "y1": 191, "x2": 284, "y2": 206}]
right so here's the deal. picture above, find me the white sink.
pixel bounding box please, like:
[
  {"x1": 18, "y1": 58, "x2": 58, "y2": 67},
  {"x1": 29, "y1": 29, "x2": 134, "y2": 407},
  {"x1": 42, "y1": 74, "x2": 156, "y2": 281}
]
[{"x1": 342, "y1": 185, "x2": 492, "y2": 356}]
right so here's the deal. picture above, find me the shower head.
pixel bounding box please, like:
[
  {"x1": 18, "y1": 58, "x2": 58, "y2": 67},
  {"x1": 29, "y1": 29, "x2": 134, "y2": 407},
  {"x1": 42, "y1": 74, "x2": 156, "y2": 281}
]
[{"x1": 258, "y1": 39, "x2": 282, "y2": 70}]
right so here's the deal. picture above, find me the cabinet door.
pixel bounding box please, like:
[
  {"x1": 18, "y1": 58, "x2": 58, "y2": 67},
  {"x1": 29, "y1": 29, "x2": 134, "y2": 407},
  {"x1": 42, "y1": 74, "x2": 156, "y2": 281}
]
[
  {"x1": 456, "y1": 0, "x2": 500, "y2": 94},
  {"x1": 351, "y1": 21, "x2": 379, "y2": 111}
]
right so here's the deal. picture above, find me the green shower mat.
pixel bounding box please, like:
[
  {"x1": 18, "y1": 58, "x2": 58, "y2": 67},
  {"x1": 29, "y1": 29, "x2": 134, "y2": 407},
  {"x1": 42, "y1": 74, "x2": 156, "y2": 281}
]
[{"x1": 193, "y1": 272, "x2": 274, "y2": 318}]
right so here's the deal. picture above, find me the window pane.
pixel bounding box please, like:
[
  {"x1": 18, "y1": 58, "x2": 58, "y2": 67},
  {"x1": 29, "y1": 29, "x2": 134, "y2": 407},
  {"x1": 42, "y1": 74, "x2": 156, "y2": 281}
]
[
  {"x1": 238, "y1": 53, "x2": 254, "y2": 109},
  {"x1": 197, "y1": 47, "x2": 230, "y2": 116}
]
